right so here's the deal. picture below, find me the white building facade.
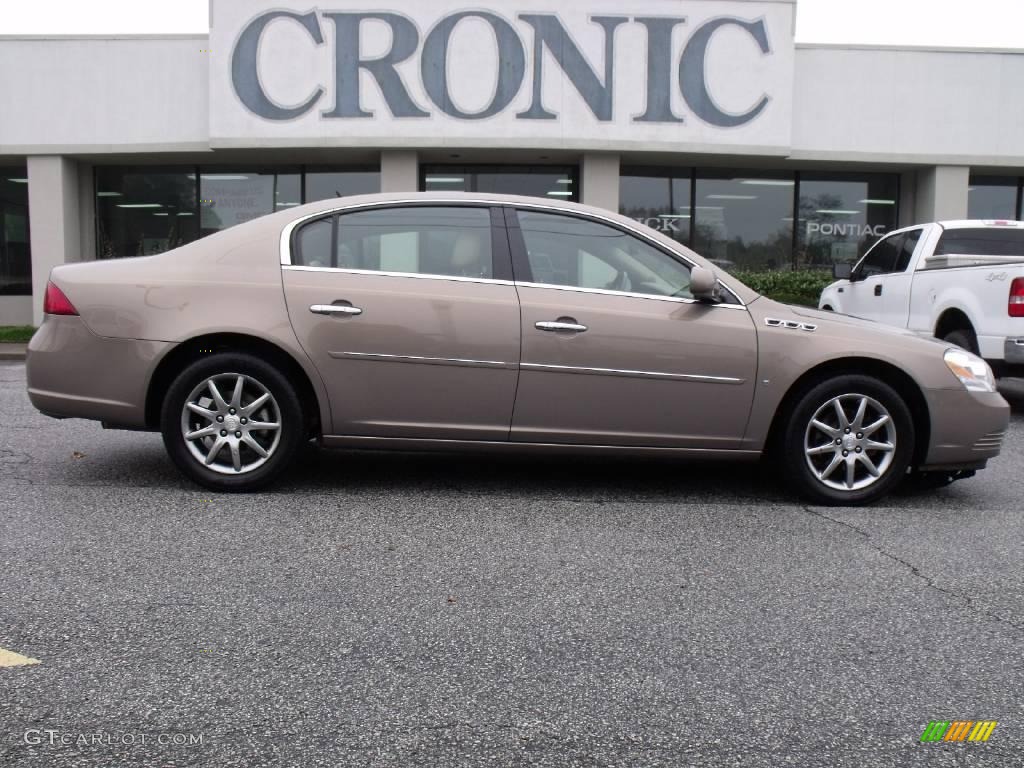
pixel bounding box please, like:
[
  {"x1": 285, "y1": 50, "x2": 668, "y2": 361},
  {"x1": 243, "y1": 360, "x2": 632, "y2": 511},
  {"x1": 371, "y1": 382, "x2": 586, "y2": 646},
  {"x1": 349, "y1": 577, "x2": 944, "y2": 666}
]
[{"x1": 1, "y1": 0, "x2": 1023, "y2": 325}]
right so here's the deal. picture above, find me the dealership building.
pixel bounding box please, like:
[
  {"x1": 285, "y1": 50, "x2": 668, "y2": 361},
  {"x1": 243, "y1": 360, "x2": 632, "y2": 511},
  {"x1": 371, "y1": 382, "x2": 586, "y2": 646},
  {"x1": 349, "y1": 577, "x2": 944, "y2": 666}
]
[{"x1": 1, "y1": 0, "x2": 1023, "y2": 326}]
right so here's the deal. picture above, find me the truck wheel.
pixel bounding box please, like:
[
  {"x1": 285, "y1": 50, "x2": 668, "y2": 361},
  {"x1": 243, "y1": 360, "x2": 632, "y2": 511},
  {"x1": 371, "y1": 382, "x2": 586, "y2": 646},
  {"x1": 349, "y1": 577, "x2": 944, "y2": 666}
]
[
  {"x1": 160, "y1": 353, "x2": 305, "y2": 492},
  {"x1": 942, "y1": 328, "x2": 979, "y2": 355},
  {"x1": 782, "y1": 375, "x2": 915, "y2": 506}
]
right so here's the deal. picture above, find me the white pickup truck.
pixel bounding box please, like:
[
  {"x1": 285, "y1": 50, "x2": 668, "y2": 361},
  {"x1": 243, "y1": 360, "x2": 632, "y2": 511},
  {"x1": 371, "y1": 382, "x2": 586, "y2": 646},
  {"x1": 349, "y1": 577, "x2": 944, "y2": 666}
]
[{"x1": 819, "y1": 220, "x2": 1024, "y2": 376}]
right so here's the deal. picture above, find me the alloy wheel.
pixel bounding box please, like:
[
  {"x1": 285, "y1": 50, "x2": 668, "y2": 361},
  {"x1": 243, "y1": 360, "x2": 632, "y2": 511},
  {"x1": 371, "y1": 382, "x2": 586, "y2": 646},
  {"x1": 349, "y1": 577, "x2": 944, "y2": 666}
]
[
  {"x1": 180, "y1": 372, "x2": 282, "y2": 475},
  {"x1": 803, "y1": 393, "x2": 897, "y2": 491}
]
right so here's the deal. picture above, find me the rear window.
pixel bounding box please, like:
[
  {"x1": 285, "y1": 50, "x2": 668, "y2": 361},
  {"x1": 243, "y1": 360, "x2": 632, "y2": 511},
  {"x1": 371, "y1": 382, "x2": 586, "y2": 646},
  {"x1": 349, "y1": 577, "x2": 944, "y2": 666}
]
[{"x1": 934, "y1": 228, "x2": 1024, "y2": 257}]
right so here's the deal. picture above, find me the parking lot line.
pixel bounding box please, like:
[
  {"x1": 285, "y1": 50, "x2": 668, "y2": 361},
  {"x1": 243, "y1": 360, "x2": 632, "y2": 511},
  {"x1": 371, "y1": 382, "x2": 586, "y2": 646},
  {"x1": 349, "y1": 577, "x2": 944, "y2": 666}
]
[{"x1": 0, "y1": 647, "x2": 41, "y2": 668}]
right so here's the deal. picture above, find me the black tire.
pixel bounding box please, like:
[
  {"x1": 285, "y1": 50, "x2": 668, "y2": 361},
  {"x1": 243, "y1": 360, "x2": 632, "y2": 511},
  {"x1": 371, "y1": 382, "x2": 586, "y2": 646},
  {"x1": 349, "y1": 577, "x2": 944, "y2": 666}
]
[
  {"x1": 942, "y1": 328, "x2": 979, "y2": 355},
  {"x1": 160, "y1": 353, "x2": 305, "y2": 491},
  {"x1": 781, "y1": 375, "x2": 915, "y2": 506},
  {"x1": 821, "y1": 305, "x2": 834, "y2": 312}
]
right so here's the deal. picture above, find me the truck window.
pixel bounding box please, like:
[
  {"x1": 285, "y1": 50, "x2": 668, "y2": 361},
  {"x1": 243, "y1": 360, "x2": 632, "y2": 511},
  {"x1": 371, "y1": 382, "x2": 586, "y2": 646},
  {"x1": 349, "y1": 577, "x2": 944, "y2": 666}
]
[
  {"x1": 934, "y1": 228, "x2": 1024, "y2": 256},
  {"x1": 893, "y1": 229, "x2": 922, "y2": 272},
  {"x1": 856, "y1": 232, "x2": 902, "y2": 277}
]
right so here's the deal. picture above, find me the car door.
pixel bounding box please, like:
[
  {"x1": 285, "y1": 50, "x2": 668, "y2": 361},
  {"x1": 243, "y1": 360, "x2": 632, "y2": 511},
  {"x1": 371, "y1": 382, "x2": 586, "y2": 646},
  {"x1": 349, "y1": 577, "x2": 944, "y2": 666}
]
[
  {"x1": 506, "y1": 207, "x2": 757, "y2": 449},
  {"x1": 843, "y1": 231, "x2": 903, "y2": 319},
  {"x1": 282, "y1": 204, "x2": 521, "y2": 441}
]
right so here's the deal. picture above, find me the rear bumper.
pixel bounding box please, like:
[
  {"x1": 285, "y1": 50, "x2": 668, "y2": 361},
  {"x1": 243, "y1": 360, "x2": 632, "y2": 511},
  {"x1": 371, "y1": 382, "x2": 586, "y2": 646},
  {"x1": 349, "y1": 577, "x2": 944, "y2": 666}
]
[
  {"x1": 26, "y1": 315, "x2": 172, "y2": 428},
  {"x1": 921, "y1": 387, "x2": 1010, "y2": 470},
  {"x1": 1005, "y1": 337, "x2": 1024, "y2": 365}
]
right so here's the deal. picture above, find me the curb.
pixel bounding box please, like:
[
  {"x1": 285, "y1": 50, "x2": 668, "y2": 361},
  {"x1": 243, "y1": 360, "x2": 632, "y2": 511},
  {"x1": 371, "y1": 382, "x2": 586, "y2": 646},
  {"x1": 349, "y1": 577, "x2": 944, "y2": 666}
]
[{"x1": 0, "y1": 343, "x2": 28, "y2": 361}]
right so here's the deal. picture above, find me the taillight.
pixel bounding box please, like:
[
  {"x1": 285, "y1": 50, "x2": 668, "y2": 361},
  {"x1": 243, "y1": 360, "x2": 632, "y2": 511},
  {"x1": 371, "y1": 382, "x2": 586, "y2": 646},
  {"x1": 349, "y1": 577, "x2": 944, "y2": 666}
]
[
  {"x1": 1010, "y1": 278, "x2": 1024, "y2": 318},
  {"x1": 43, "y1": 281, "x2": 78, "y2": 316}
]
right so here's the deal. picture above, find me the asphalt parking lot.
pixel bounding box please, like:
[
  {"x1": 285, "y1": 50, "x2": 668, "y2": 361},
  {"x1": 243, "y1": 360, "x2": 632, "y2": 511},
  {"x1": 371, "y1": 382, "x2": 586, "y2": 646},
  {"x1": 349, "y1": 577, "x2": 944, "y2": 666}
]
[{"x1": 1, "y1": 360, "x2": 1022, "y2": 767}]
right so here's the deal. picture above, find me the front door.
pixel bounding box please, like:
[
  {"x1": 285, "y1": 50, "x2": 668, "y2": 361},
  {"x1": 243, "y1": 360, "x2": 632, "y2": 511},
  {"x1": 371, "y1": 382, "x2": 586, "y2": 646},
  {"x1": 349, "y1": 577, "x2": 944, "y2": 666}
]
[
  {"x1": 507, "y1": 208, "x2": 758, "y2": 448},
  {"x1": 844, "y1": 230, "x2": 904, "y2": 319},
  {"x1": 880, "y1": 228, "x2": 923, "y2": 327},
  {"x1": 283, "y1": 205, "x2": 521, "y2": 441}
]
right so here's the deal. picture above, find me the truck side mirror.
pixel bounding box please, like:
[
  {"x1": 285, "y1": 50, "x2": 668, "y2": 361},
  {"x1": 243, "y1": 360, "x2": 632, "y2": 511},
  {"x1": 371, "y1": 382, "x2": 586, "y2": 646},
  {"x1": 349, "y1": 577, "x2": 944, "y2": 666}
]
[{"x1": 833, "y1": 263, "x2": 853, "y2": 281}]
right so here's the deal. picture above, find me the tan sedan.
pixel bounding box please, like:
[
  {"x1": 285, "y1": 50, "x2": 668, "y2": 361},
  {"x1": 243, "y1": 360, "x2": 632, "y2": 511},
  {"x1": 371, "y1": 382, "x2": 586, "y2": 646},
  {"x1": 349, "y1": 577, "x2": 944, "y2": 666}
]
[{"x1": 26, "y1": 193, "x2": 1009, "y2": 504}]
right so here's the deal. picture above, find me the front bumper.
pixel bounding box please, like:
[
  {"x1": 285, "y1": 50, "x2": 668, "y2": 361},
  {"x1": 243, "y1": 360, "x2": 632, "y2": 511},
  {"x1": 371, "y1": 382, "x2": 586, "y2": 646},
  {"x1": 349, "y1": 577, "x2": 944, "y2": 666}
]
[
  {"x1": 26, "y1": 315, "x2": 172, "y2": 428},
  {"x1": 921, "y1": 387, "x2": 1010, "y2": 470}
]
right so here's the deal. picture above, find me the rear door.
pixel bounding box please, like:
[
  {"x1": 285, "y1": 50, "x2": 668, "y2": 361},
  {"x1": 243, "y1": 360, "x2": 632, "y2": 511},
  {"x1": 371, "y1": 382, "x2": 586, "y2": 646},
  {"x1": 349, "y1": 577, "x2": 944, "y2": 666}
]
[
  {"x1": 506, "y1": 207, "x2": 757, "y2": 448},
  {"x1": 282, "y1": 204, "x2": 521, "y2": 440}
]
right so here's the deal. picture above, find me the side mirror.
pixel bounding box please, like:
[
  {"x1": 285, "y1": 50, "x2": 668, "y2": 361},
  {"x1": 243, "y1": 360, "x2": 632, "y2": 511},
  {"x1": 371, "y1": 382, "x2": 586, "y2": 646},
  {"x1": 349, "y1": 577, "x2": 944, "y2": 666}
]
[
  {"x1": 833, "y1": 263, "x2": 853, "y2": 281},
  {"x1": 690, "y1": 265, "x2": 720, "y2": 303}
]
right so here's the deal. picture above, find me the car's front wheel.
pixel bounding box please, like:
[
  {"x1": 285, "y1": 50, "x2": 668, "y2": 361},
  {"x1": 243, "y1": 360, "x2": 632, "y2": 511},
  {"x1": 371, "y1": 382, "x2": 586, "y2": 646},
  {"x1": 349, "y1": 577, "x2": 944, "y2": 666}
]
[
  {"x1": 782, "y1": 375, "x2": 915, "y2": 505},
  {"x1": 160, "y1": 353, "x2": 304, "y2": 491}
]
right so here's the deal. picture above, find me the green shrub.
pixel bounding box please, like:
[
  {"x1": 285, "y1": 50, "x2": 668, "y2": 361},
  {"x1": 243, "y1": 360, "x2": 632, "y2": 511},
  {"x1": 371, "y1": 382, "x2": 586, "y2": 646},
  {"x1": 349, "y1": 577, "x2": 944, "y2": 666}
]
[
  {"x1": 0, "y1": 326, "x2": 36, "y2": 343},
  {"x1": 728, "y1": 269, "x2": 834, "y2": 308}
]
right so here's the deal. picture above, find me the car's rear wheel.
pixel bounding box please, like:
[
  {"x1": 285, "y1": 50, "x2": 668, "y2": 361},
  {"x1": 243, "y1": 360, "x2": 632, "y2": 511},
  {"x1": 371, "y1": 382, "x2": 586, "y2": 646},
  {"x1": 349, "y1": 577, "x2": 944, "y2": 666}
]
[
  {"x1": 782, "y1": 375, "x2": 915, "y2": 505},
  {"x1": 160, "y1": 353, "x2": 304, "y2": 491}
]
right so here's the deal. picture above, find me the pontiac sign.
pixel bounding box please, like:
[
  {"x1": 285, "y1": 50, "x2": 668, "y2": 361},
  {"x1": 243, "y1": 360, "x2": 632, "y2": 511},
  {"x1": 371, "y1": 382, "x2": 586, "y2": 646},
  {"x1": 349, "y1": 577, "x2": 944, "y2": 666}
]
[{"x1": 209, "y1": 0, "x2": 795, "y2": 151}]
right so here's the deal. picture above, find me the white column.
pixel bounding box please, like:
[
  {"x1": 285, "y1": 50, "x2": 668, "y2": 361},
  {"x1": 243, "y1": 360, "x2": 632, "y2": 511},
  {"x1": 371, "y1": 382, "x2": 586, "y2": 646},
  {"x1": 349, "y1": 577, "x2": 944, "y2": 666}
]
[
  {"x1": 914, "y1": 165, "x2": 969, "y2": 223},
  {"x1": 580, "y1": 153, "x2": 620, "y2": 213},
  {"x1": 380, "y1": 150, "x2": 419, "y2": 193},
  {"x1": 28, "y1": 156, "x2": 81, "y2": 326}
]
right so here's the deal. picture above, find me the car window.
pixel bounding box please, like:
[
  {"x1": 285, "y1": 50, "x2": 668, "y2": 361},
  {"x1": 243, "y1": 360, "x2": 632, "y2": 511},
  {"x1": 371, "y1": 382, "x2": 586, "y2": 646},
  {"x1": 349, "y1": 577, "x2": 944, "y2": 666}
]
[
  {"x1": 855, "y1": 232, "x2": 902, "y2": 278},
  {"x1": 893, "y1": 229, "x2": 922, "y2": 272},
  {"x1": 295, "y1": 218, "x2": 333, "y2": 269},
  {"x1": 934, "y1": 227, "x2": 1024, "y2": 256},
  {"x1": 517, "y1": 211, "x2": 693, "y2": 298},
  {"x1": 294, "y1": 206, "x2": 494, "y2": 279}
]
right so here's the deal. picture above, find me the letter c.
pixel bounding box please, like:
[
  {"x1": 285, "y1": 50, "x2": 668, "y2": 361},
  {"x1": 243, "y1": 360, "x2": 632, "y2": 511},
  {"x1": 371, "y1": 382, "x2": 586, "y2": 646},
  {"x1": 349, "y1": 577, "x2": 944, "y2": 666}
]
[
  {"x1": 232, "y1": 11, "x2": 325, "y2": 120},
  {"x1": 680, "y1": 17, "x2": 771, "y2": 127}
]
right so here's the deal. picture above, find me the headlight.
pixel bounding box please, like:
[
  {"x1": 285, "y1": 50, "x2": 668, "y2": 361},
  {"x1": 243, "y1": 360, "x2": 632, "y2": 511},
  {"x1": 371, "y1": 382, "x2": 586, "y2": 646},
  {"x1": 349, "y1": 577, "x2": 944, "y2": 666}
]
[{"x1": 944, "y1": 348, "x2": 997, "y2": 393}]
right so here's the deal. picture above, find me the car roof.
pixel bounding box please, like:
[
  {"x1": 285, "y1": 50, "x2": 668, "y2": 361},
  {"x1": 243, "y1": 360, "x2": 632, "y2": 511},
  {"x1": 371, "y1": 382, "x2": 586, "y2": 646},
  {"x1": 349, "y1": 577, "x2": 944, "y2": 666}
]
[{"x1": 287, "y1": 190, "x2": 611, "y2": 217}]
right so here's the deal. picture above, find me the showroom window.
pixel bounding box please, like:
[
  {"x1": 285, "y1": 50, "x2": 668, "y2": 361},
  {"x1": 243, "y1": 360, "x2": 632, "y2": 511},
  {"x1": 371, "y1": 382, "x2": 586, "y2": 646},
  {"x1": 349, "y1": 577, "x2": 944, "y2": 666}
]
[
  {"x1": 200, "y1": 169, "x2": 301, "y2": 236},
  {"x1": 96, "y1": 168, "x2": 199, "y2": 260},
  {"x1": 619, "y1": 168, "x2": 692, "y2": 246},
  {"x1": 797, "y1": 173, "x2": 899, "y2": 270},
  {"x1": 693, "y1": 170, "x2": 795, "y2": 272},
  {"x1": 96, "y1": 166, "x2": 380, "y2": 259},
  {"x1": 0, "y1": 171, "x2": 31, "y2": 296},
  {"x1": 967, "y1": 175, "x2": 1021, "y2": 220},
  {"x1": 305, "y1": 169, "x2": 379, "y2": 203},
  {"x1": 421, "y1": 165, "x2": 578, "y2": 202},
  {"x1": 619, "y1": 168, "x2": 900, "y2": 273}
]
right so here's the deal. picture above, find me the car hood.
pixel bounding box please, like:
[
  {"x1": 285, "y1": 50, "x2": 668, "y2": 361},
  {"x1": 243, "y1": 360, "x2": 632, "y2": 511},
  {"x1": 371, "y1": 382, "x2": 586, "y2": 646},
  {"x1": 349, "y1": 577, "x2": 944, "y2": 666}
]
[{"x1": 770, "y1": 301, "x2": 949, "y2": 349}]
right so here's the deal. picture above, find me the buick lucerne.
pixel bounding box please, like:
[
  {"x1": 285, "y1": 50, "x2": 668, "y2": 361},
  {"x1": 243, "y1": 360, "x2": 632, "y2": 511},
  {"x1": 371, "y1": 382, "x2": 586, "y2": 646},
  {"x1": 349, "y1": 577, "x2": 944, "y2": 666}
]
[{"x1": 26, "y1": 193, "x2": 1010, "y2": 505}]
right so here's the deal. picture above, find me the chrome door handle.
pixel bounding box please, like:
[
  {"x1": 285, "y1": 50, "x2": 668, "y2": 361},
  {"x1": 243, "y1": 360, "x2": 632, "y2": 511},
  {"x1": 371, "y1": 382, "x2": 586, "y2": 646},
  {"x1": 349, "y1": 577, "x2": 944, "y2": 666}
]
[
  {"x1": 535, "y1": 320, "x2": 587, "y2": 333},
  {"x1": 310, "y1": 304, "x2": 363, "y2": 316}
]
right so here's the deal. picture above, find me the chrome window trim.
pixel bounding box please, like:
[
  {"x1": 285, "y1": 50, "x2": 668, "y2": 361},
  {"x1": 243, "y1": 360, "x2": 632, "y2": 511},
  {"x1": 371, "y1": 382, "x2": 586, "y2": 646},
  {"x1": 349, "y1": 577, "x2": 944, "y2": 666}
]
[
  {"x1": 328, "y1": 351, "x2": 513, "y2": 370},
  {"x1": 516, "y1": 280, "x2": 747, "y2": 309},
  {"x1": 278, "y1": 197, "x2": 748, "y2": 307},
  {"x1": 520, "y1": 362, "x2": 745, "y2": 385},
  {"x1": 283, "y1": 264, "x2": 515, "y2": 287}
]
